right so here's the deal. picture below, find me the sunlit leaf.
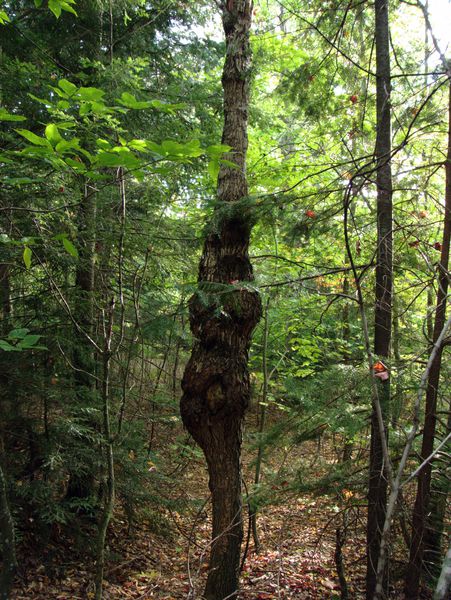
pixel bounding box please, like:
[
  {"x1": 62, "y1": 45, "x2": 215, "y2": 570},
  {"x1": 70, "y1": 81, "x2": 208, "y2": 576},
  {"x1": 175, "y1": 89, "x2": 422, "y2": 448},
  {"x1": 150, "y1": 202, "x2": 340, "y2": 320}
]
[
  {"x1": 62, "y1": 237, "x2": 78, "y2": 258},
  {"x1": 0, "y1": 108, "x2": 26, "y2": 122},
  {"x1": 23, "y1": 247, "x2": 32, "y2": 269}
]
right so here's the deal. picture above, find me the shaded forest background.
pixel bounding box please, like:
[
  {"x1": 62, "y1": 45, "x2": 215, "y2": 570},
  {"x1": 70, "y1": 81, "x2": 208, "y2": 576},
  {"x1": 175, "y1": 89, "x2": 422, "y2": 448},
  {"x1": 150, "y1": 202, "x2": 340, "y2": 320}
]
[{"x1": 0, "y1": 1, "x2": 449, "y2": 599}]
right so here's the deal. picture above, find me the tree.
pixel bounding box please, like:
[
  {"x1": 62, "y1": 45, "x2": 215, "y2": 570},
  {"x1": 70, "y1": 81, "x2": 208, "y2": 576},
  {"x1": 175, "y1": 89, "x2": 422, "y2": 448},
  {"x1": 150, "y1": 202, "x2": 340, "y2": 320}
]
[
  {"x1": 366, "y1": 0, "x2": 393, "y2": 598},
  {"x1": 180, "y1": 2, "x2": 262, "y2": 598},
  {"x1": 405, "y1": 71, "x2": 451, "y2": 600}
]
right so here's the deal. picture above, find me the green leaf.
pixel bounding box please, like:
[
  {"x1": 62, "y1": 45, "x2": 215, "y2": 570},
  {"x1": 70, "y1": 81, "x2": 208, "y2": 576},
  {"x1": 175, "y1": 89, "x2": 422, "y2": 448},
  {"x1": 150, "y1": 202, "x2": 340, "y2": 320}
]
[
  {"x1": 96, "y1": 139, "x2": 111, "y2": 150},
  {"x1": 15, "y1": 129, "x2": 49, "y2": 146},
  {"x1": 55, "y1": 138, "x2": 81, "y2": 154},
  {"x1": 0, "y1": 10, "x2": 10, "y2": 24},
  {"x1": 28, "y1": 93, "x2": 51, "y2": 105},
  {"x1": 59, "y1": 1, "x2": 77, "y2": 16},
  {"x1": 0, "y1": 340, "x2": 16, "y2": 352},
  {"x1": 182, "y1": 139, "x2": 203, "y2": 157},
  {"x1": 64, "y1": 157, "x2": 86, "y2": 171},
  {"x1": 23, "y1": 247, "x2": 32, "y2": 269},
  {"x1": 45, "y1": 123, "x2": 63, "y2": 145},
  {"x1": 47, "y1": 0, "x2": 77, "y2": 17},
  {"x1": 117, "y1": 92, "x2": 152, "y2": 110},
  {"x1": 48, "y1": 0, "x2": 62, "y2": 17},
  {"x1": 89, "y1": 101, "x2": 108, "y2": 114},
  {"x1": 128, "y1": 139, "x2": 148, "y2": 152},
  {"x1": 208, "y1": 159, "x2": 220, "y2": 182},
  {"x1": 62, "y1": 237, "x2": 78, "y2": 258},
  {"x1": 19, "y1": 334, "x2": 41, "y2": 347},
  {"x1": 96, "y1": 148, "x2": 141, "y2": 169},
  {"x1": 8, "y1": 329, "x2": 30, "y2": 340},
  {"x1": 149, "y1": 99, "x2": 187, "y2": 113},
  {"x1": 34, "y1": 0, "x2": 44, "y2": 7},
  {"x1": 0, "y1": 108, "x2": 26, "y2": 122},
  {"x1": 58, "y1": 79, "x2": 77, "y2": 96},
  {"x1": 79, "y1": 103, "x2": 91, "y2": 116},
  {"x1": 161, "y1": 140, "x2": 185, "y2": 156},
  {"x1": 206, "y1": 144, "x2": 232, "y2": 157},
  {"x1": 78, "y1": 87, "x2": 105, "y2": 102},
  {"x1": 219, "y1": 158, "x2": 239, "y2": 169},
  {"x1": 145, "y1": 141, "x2": 163, "y2": 155}
]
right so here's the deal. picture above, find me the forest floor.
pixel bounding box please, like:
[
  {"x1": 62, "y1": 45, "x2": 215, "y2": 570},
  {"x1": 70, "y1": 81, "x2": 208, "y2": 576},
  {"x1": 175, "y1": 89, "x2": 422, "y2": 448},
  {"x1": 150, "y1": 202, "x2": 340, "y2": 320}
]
[{"x1": 11, "y1": 412, "x2": 407, "y2": 599}]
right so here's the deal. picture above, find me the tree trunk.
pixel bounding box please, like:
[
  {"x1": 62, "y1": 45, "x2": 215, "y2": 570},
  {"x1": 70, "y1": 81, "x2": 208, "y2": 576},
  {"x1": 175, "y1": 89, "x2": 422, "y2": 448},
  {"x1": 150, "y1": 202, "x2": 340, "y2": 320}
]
[
  {"x1": 73, "y1": 181, "x2": 97, "y2": 388},
  {"x1": 405, "y1": 79, "x2": 451, "y2": 600},
  {"x1": 180, "y1": 2, "x2": 261, "y2": 599},
  {"x1": 367, "y1": 1, "x2": 393, "y2": 598}
]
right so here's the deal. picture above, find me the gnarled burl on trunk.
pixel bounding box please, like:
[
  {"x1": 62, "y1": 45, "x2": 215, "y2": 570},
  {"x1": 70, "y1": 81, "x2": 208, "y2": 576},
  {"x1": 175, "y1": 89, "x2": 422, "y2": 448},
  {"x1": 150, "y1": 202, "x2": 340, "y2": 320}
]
[{"x1": 180, "y1": 2, "x2": 261, "y2": 599}]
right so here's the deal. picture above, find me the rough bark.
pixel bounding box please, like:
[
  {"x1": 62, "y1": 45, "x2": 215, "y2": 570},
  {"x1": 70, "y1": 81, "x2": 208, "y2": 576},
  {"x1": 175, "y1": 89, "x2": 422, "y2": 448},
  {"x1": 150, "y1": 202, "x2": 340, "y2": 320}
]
[
  {"x1": 180, "y1": 2, "x2": 261, "y2": 599},
  {"x1": 405, "y1": 80, "x2": 451, "y2": 600},
  {"x1": 367, "y1": 1, "x2": 392, "y2": 598}
]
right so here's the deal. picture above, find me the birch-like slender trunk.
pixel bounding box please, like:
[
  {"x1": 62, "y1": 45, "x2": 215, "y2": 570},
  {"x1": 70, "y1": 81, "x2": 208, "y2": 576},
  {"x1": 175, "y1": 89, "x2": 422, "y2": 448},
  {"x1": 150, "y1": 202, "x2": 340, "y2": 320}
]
[{"x1": 367, "y1": 1, "x2": 393, "y2": 597}]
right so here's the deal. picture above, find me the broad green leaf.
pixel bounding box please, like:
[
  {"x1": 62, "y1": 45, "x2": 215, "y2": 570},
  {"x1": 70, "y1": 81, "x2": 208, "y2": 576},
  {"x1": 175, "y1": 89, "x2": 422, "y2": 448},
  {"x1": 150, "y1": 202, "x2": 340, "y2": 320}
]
[
  {"x1": 45, "y1": 123, "x2": 63, "y2": 144},
  {"x1": 0, "y1": 108, "x2": 26, "y2": 122},
  {"x1": 47, "y1": 0, "x2": 77, "y2": 18},
  {"x1": 28, "y1": 93, "x2": 51, "y2": 105},
  {"x1": 59, "y1": 1, "x2": 77, "y2": 16},
  {"x1": 145, "y1": 141, "x2": 163, "y2": 155},
  {"x1": 0, "y1": 340, "x2": 16, "y2": 352},
  {"x1": 64, "y1": 157, "x2": 86, "y2": 171},
  {"x1": 19, "y1": 334, "x2": 41, "y2": 347},
  {"x1": 89, "y1": 101, "x2": 108, "y2": 114},
  {"x1": 206, "y1": 144, "x2": 232, "y2": 157},
  {"x1": 79, "y1": 103, "x2": 91, "y2": 116},
  {"x1": 20, "y1": 147, "x2": 53, "y2": 158},
  {"x1": 0, "y1": 10, "x2": 10, "y2": 24},
  {"x1": 78, "y1": 87, "x2": 105, "y2": 102},
  {"x1": 55, "y1": 138, "x2": 81, "y2": 153},
  {"x1": 208, "y1": 159, "x2": 220, "y2": 182},
  {"x1": 96, "y1": 139, "x2": 110, "y2": 150},
  {"x1": 58, "y1": 79, "x2": 77, "y2": 96},
  {"x1": 219, "y1": 158, "x2": 239, "y2": 169},
  {"x1": 117, "y1": 92, "x2": 152, "y2": 109},
  {"x1": 62, "y1": 237, "x2": 78, "y2": 258},
  {"x1": 48, "y1": 0, "x2": 62, "y2": 17},
  {"x1": 128, "y1": 139, "x2": 148, "y2": 152},
  {"x1": 34, "y1": 0, "x2": 44, "y2": 6},
  {"x1": 15, "y1": 129, "x2": 49, "y2": 146},
  {"x1": 23, "y1": 246, "x2": 32, "y2": 269},
  {"x1": 182, "y1": 139, "x2": 204, "y2": 157},
  {"x1": 8, "y1": 329, "x2": 30, "y2": 340},
  {"x1": 57, "y1": 100, "x2": 70, "y2": 109},
  {"x1": 161, "y1": 140, "x2": 184, "y2": 156},
  {"x1": 96, "y1": 150, "x2": 141, "y2": 169}
]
